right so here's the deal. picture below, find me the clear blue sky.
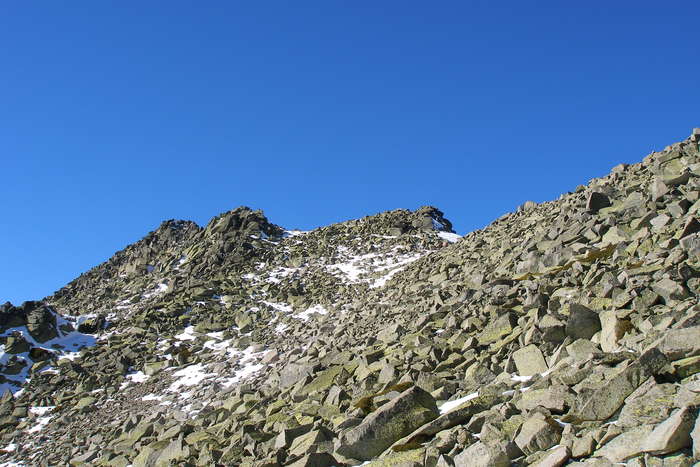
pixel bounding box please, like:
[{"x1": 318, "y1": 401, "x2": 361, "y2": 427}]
[{"x1": 2, "y1": 2, "x2": 698, "y2": 305}]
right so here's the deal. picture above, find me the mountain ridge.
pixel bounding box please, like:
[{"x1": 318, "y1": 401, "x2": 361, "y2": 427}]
[{"x1": 1, "y1": 129, "x2": 700, "y2": 465}]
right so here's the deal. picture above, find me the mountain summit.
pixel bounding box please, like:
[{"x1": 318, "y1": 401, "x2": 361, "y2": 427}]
[{"x1": 2, "y1": 130, "x2": 700, "y2": 465}]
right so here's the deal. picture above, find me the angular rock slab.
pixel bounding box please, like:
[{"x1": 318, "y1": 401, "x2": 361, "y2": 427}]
[
  {"x1": 531, "y1": 445, "x2": 570, "y2": 467},
  {"x1": 569, "y1": 348, "x2": 667, "y2": 421},
  {"x1": 641, "y1": 406, "x2": 696, "y2": 455},
  {"x1": 335, "y1": 385, "x2": 439, "y2": 461},
  {"x1": 512, "y1": 344, "x2": 548, "y2": 377},
  {"x1": 452, "y1": 441, "x2": 510, "y2": 467},
  {"x1": 566, "y1": 304, "x2": 601, "y2": 341},
  {"x1": 593, "y1": 424, "x2": 654, "y2": 463},
  {"x1": 651, "y1": 326, "x2": 700, "y2": 360},
  {"x1": 514, "y1": 412, "x2": 563, "y2": 456}
]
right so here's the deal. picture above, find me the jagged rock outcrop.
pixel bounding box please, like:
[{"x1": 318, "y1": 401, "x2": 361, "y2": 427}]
[{"x1": 1, "y1": 130, "x2": 700, "y2": 466}]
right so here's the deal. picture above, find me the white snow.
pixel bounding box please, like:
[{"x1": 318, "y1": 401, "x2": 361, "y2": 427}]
[
  {"x1": 294, "y1": 304, "x2": 328, "y2": 321},
  {"x1": 168, "y1": 363, "x2": 215, "y2": 392},
  {"x1": 370, "y1": 252, "x2": 425, "y2": 288},
  {"x1": 203, "y1": 338, "x2": 234, "y2": 352},
  {"x1": 262, "y1": 301, "x2": 293, "y2": 314},
  {"x1": 554, "y1": 418, "x2": 571, "y2": 428},
  {"x1": 220, "y1": 346, "x2": 266, "y2": 387},
  {"x1": 432, "y1": 218, "x2": 446, "y2": 230},
  {"x1": 511, "y1": 368, "x2": 554, "y2": 384},
  {"x1": 438, "y1": 231, "x2": 462, "y2": 243},
  {"x1": 27, "y1": 416, "x2": 52, "y2": 434},
  {"x1": 439, "y1": 392, "x2": 479, "y2": 414},
  {"x1": 265, "y1": 267, "x2": 301, "y2": 284},
  {"x1": 511, "y1": 374, "x2": 533, "y2": 383},
  {"x1": 174, "y1": 326, "x2": 197, "y2": 341},
  {"x1": 29, "y1": 406, "x2": 54, "y2": 416},
  {"x1": 141, "y1": 394, "x2": 164, "y2": 402},
  {"x1": 283, "y1": 230, "x2": 310, "y2": 237},
  {"x1": 327, "y1": 245, "x2": 427, "y2": 287},
  {"x1": 0, "y1": 310, "x2": 97, "y2": 394},
  {"x1": 143, "y1": 282, "x2": 168, "y2": 298},
  {"x1": 121, "y1": 370, "x2": 149, "y2": 389},
  {"x1": 127, "y1": 371, "x2": 149, "y2": 383},
  {"x1": 0, "y1": 443, "x2": 16, "y2": 452}
]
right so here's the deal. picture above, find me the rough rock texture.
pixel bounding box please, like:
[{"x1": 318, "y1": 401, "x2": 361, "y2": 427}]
[{"x1": 2, "y1": 131, "x2": 700, "y2": 466}]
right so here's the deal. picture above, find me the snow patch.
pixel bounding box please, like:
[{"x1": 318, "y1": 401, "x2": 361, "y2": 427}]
[
  {"x1": 29, "y1": 406, "x2": 54, "y2": 416},
  {"x1": 27, "y1": 416, "x2": 52, "y2": 434},
  {"x1": 263, "y1": 301, "x2": 293, "y2": 314},
  {"x1": 174, "y1": 326, "x2": 197, "y2": 341},
  {"x1": 283, "y1": 230, "x2": 310, "y2": 237},
  {"x1": 143, "y1": 282, "x2": 168, "y2": 298},
  {"x1": 294, "y1": 304, "x2": 328, "y2": 321},
  {"x1": 141, "y1": 394, "x2": 164, "y2": 402},
  {"x1": 0, "y1": 310, "x2": 97, "y2": 394},
  {"x1": 168, "y1": 363, "x2": 214, "y2": 393},
  {"x1": 439, "y1": 392, "x2": 479, "y2": 414},
  {"x1": 221, "y1": 346, "x2": 266, "y2": 387},
  {"x1": 120, "y1": 370, "x2": 149, "y2": 389},
  {"x1": 438, "y1": 231, "x2": 462, "y2": 243}
]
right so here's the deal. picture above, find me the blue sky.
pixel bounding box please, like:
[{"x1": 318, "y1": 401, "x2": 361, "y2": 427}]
[{"x1": 2, "y1": 2, "x2": 698, "y2": 305}]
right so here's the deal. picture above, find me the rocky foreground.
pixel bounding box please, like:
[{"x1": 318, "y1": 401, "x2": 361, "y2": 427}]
[{"x1": 2, "y1": 130, "x2": 700, "y2": 466}]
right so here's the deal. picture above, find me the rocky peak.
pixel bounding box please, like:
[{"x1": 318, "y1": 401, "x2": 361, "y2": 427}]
[{"x1": 201, "y1": 206, "x2": 283, "y2": 239}]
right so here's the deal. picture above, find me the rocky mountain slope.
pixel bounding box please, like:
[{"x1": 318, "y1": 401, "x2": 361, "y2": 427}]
[{"x1": 1, "y1": 129, "x2": 700, "y2": 466}]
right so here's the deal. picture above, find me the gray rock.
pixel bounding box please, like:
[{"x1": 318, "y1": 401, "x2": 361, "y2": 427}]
[
  {"x1": 651, "y1": 326, "x2": 700, "y2": 360},
  {"x1": 512, "y1": 344, "x2": 548, "y2": 377},
  {"x1": 531, "y1": 445, "x2": 570, "y2": 467},
  {"x1": 652, "y1": 278, "x2": 689, "y2": 302},
  {"x1": 587, "y1": 192, "x2": 612, "y2": 213},
  {"x1": 452, "y1": 441, "x2": 510, "y2": 467},
  {"x1": 593, "y1": 424, "x2": 654, "y2": 463},
  {"x1": 566, "y1": 304, "x2": 601, "y2": 341},
  {"x1": 641, "y1": 406, "x2": 696, "y2": 455},
  {"x1": 279, "y1": 362, "x2": 318, "y2": 388},
  {"x1": 691, "y1": 411, "x2": 700, "y2": 459},
  {"x1": 286, "y1": 452, "x2": 338, "y2": 467},
  {"x1": 570, "y1": 348, "x2": 668, "y2": 421},
  {"x1": 599, "y1": 310, "x2": 631, "y2": 353},
  {"x1": 514, "y1": 412, "x2": 563, "y2": 456},
  {"x1": 335, "y1": 385, "x2": 439, "y2": 461}
]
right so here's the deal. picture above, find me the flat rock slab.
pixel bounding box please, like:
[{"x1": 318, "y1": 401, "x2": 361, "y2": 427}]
[
  {"x1": 513, "y1": 344, "x2": 548, "y2": 377},
  {"x1": 335, "y1": 385, "x2": 439, "y2": 461},
  {"x1": 640, "y1": 406, "x2": 696, "y2": 455},
  {"x1": 569, "y1": 348, "x2": 667, "y2": 422},
  {"x1": 452, "y1": 441, "x2": 510, "y2": 467},
  {"x1": 593, "y1": 424, "x2": 654, "y2": 463}
]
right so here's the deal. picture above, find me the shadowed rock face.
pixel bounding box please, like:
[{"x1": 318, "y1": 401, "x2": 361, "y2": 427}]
[{"x1": 3, "y1": 130, "x2": 700, "y2": 466}]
